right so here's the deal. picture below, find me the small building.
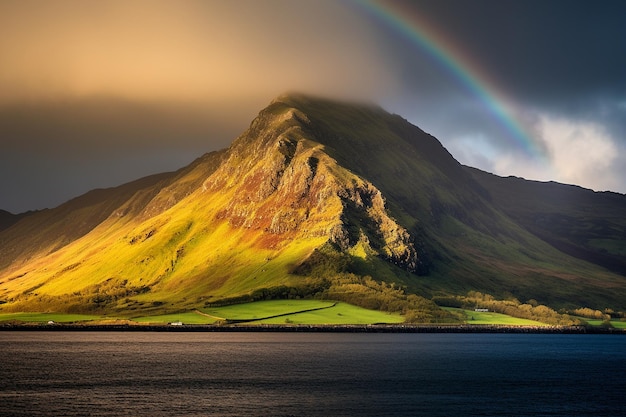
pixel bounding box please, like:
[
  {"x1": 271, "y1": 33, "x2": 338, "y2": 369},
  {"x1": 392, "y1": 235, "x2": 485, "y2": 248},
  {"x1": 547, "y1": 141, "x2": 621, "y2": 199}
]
[
  {"x1": 474, "y1": 308, "x2": 489, "y2": 312},
  {"x1": 170, "y1": 321, "x2": 184, "y2": 326}
]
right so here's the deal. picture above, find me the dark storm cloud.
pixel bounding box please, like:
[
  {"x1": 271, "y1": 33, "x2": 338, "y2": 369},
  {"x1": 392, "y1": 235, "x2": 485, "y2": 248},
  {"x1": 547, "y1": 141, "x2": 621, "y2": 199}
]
[
  {"x1": 0, "y1": 97, "x2": 263, "y2": 213},
  {"x1": 388, "y1": 0, "x2": 626, "y2": 102},
  {"x1": 0, "y1": 149, "x2": 202, "y2": 214},
  {"x1": 0, "y1": 98, "x2": 255, "y2": 153},
  {"x1": 395, "y1": 0, "x2": 626, "y2": 130},
  {"x1": 372, "y1": 0, "x2": 626, "y2": 193}
]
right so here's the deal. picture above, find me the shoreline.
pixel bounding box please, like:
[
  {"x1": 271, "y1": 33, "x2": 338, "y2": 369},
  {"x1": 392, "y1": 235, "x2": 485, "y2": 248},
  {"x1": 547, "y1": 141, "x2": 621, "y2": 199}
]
[{"x1": 1, "y1": 323, "x2": 623, "y2": 334}]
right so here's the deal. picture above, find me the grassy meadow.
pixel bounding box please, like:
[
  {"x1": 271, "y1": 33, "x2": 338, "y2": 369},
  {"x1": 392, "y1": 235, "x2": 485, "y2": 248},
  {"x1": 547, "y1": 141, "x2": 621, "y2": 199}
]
[
  {"x1": 0, "y1": 300, "x2": 404, "y2": 325},
  {"x1": 0, "y1": 312, "x2": 104, "y2": 323},
  {"x1": 443, "y1": 307, "x2": 549, "y2": 326}
]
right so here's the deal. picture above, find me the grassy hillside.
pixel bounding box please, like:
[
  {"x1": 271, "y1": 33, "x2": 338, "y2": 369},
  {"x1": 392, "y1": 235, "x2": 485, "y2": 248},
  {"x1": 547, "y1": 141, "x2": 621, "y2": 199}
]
[{"x1": 0, "y1": 173, "x2": 172, "y2": 271}]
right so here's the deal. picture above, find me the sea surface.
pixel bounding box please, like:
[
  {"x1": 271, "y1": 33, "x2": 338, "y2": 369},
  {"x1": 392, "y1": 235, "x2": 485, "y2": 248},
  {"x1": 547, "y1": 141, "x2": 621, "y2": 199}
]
[{"x1": 1, "y1": 331, "x2": 624, "y2": 416}]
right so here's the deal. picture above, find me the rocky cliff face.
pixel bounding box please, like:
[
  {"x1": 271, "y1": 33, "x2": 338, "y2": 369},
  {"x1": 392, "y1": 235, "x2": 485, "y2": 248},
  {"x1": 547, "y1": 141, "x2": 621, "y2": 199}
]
[{"x1": 202, "y1": 97, "x2": 419, "y2": 270}]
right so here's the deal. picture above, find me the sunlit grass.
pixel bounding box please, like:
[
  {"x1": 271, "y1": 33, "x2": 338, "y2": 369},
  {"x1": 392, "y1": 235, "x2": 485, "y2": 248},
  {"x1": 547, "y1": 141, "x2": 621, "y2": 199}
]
[
  {"x1": 443, "y1": 307, "x2": 549, "y2": 326},
  {"x1": 252, "y1": 302, "x2": 404, "y2": 325},
  {"x1": 0, "y1": 183, "x2": 329, "y2": 312},
  {"x1": 609, "y1": 321, "x2": 626, "y2": 329},
  {"x1": 131, "y1": 300, "x2": 404, "y2": 325},
  {"x1": 200, "y1": 299, "x2": 335, "y2": 320},
  {"x1": 132, "y1": 311, "x2": 218, "y2": 324}
]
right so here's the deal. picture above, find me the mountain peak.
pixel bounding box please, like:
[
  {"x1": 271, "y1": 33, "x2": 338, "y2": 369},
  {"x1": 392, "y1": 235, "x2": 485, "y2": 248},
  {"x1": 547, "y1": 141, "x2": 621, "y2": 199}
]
[
  {"x1": 0, "y1": 94, "x2": 625, "y2": 317},
  {"x1": 270, "y1": 91, "x2": 381, "y2": 110},
  {"x1": 203, "y1": 93, "x2": 420, "y2": 269}
]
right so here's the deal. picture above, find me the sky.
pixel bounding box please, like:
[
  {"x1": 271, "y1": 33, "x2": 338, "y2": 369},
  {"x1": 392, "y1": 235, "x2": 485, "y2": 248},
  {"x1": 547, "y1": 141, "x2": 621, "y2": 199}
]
[{"x1": 1, "y1": 0, "x2": 625, "y2": 213}]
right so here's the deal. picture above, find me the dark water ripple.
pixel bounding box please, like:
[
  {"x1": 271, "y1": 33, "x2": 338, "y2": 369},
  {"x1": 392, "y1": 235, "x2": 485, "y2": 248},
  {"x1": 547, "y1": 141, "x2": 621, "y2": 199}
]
[{"x1": 1, "y1": 332, "x2": 624, "y2": 416}]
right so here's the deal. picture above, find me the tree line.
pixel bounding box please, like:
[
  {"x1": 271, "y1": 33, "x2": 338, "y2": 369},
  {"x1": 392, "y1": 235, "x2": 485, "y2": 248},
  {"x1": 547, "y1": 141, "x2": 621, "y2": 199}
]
[{"x1": 433, "y1": 291, "x2": 582, "y2": 326}]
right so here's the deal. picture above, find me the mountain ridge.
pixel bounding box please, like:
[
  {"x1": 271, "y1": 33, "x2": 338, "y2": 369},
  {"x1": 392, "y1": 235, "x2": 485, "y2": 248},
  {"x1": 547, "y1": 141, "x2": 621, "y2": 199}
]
[{"x1": 1, "y1": 93, "x2": 624, "y2": 318}]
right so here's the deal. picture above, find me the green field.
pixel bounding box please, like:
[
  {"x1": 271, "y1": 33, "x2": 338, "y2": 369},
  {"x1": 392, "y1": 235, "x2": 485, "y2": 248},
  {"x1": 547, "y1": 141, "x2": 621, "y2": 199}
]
[
  {"x1": 609, "y1": 321, "x2": 626, "y2": 329},
  {"x1": 0, "y1": 312, "x2": 104, "y2": 323},
  {"x1": 443, "y1": 307, "x2": 549, "y2": 326},
  {"x1": 131, "y1": 311, "x2": 218, "y2": 324},
  {"x1": 3, "y1": 303, "x2": 624, "y2": 328},
  {"x1": 0, "y1": 300, "x2": 403, "y2": 325},
  {"x1": 248, "y1": 301, "x2": 405, "y2": 325},
  {"x1": 576, "y1": 318, "x2": 626, "y2": 329},
  {"x1": 202, "y1": 299, "x2": 337, "y2": 321},
  {"x1": 133, "y1": 300, "x2": 404, "y2": 325}
]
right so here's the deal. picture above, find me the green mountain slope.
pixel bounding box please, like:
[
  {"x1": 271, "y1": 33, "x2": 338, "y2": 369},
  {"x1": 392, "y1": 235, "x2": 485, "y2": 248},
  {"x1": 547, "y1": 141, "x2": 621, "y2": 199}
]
[
  {"x1": 0, "y1": 94, "x2": 624, "y2": 318},
  {"x1": 465, "y1": 167, "x2": 626, "y2": 276}
]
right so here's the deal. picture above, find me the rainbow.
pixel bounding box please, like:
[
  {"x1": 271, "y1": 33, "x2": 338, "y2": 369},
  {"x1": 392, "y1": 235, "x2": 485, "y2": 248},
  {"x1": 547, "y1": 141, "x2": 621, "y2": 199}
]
[{"x1": 353, "y1": 0, "x2": 544, "y2": 159}]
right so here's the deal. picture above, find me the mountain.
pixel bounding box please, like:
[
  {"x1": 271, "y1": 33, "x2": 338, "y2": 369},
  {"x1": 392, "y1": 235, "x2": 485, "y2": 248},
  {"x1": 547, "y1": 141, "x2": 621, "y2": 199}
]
[
  {"x1": 0, "y1": 93, "x2": 624, "y2": 319},
  {"x1": 0, "y1": 210, "x2": 14, "y2": 231}
]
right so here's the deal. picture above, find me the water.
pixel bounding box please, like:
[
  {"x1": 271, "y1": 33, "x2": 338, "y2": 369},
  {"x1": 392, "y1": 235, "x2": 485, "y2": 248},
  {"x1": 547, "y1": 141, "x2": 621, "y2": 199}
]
[{"x1": 1, "y1": 332, "x2": 624, "y2": 416}]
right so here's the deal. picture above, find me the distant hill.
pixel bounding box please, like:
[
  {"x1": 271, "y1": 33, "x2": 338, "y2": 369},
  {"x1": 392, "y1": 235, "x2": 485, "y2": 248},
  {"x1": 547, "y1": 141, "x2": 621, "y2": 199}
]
[
  {"x1": 465, "y1": 167, "x2": 626, "y2": 276},
  {"x1": 0, "y1": 210, "x2": 17, "y2": 231},
  {"x1": 0, "y1": 209, "x2": 34, "y2": 232},
  {"x1": 0, "y1": 94, "x2": 624, "y2": 319}
]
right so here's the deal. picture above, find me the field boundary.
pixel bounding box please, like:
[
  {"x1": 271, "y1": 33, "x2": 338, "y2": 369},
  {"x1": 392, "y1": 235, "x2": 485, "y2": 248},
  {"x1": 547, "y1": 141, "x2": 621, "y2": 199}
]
[{"x1": 222, "y1": 302, "x2": 338, "y2": 324}]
